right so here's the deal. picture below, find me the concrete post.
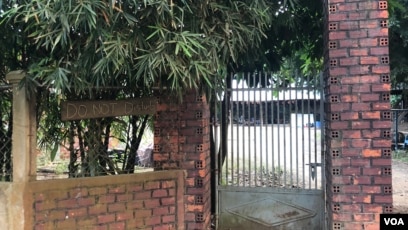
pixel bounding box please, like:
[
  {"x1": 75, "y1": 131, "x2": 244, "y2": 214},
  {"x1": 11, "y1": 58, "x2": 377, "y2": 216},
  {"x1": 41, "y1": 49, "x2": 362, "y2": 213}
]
[{"x1": 5, "y1": 70, "x2": 37, "y2": 229}]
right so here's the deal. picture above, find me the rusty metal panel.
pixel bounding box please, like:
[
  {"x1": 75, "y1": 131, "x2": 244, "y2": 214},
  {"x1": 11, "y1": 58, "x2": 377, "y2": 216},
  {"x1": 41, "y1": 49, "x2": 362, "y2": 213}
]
[{"x1": 218, "y1": 187, "x2": 324, "y2": 230}]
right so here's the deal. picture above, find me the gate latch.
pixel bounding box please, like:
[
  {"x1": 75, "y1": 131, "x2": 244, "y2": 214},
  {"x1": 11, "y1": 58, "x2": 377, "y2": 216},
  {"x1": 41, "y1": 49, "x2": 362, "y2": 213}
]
[{"x1": 306, "y1": 163, "x2": 322, "y2": 180}]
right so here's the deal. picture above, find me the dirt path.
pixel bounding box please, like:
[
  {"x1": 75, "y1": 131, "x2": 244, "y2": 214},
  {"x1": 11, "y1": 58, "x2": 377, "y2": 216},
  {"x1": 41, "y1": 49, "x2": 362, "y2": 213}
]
[{"x1": 393, "y1": 159, "x2": 408, "y2": 213}]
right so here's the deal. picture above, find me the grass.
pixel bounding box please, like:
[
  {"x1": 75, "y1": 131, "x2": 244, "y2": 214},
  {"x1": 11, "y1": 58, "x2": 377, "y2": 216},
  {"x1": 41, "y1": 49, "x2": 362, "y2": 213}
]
[
  {"x1": 393, "y1": 149, "x2": 408, "y2": 163},
  {"x1": 220, "y1": 162, "x2": 297, "y2": 187}
]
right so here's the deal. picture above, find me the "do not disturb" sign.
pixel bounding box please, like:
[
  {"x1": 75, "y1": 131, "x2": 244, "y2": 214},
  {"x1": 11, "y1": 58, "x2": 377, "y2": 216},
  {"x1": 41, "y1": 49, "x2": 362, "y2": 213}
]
[{"x1": 61, "y1": 98, "x2": 157, "y2": 121}]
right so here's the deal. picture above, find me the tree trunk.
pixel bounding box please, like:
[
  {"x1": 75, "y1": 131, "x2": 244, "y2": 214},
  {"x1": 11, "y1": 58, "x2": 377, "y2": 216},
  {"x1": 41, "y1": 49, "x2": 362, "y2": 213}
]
[
  {"x1": 124, "y1": 115, "x2": 149, "y2": 173},
  {"x1": 68, "y1": 121, "x2": 77, "y2": 177}
]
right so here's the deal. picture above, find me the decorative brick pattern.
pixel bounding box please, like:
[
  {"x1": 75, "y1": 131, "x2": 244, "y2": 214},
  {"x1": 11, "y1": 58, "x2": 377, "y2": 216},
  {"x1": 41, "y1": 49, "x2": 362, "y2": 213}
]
[
  {"x1": 332, "y1": 149, "x2": 340, "y2": 158},
  {"x1": 380, "y1": 20, "x2": 388, "y2": 28},
  {"x1": 30, "y1": 171, "x2": 185, "y2": 230},
  {"x1": 331, "y1": 113, "x2": 340, "y2": 121},
  {"x1": 329, "y1": 41, "x2": 338, "y2": 49},
  {"x1": 195, "y1": 213, "x2": 204, "y2": 222},
  {"x1": 329, "y1": 23, "x2": 338, "y2": 31},
  {"x1": 331, "y1": 131, "x2": 340, "y2": 138},
  {"x1": 333, "y1": 222, "x2": 342, "y2": 230},
  {"x1": 381, "y1": 74, "x2": 390, "y2": 83},
  {"x1": 384, "y1": 186, "x2": 392, "y2": 194},
  {"x1": 379, "y1": 1, "x2": 388, "y2": 10},
  {"x1": 384, "y1": 205, "x2": 393, "y2": 213},
  {"x1": 324, "y1": 0, "x2": 392, "y2": 228},
  {"x1": 329, "y1": 5, "x2": 337, "y2": 13},
  {"x1": 330, "y1": 95, "x2": 340, "y2": 103},
  {"x1": 195, "y1": 195, "x2": 204, "y2": 204},
  {"x1": 333, "y1": 204, "x2": 341, "y2": 212},
  {"x1": 382, "y1": 149, "x2": 391, "y2": 157},
  {"x1": 379, "y1": 37, "x2": 388, "y2": 46},
  {"x1": 195, "y1": 160, "x2": 203, "y2": 169},
  {"x1": 154, "y1": 91, "x2": 211, "y2": 229}
]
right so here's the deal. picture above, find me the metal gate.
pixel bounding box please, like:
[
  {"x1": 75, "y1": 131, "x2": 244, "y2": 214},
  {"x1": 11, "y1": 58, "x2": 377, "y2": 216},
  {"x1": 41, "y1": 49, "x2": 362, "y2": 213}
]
[{"x1": 213, "y1": 72, "x2": 325, "y2": 230}]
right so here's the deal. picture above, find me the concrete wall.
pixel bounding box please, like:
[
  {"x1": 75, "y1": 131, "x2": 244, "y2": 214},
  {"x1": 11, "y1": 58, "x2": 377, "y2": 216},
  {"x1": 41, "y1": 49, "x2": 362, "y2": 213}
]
[
  {"x1": 0, "y1": 183, "x2": 11, "y2": 229},
  {"x1": 0, "y1": 71, "x2": 187, "y2": 230}
]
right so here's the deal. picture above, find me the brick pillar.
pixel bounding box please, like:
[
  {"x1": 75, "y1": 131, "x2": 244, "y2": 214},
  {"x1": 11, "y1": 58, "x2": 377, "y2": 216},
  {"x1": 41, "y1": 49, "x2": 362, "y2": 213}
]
[
  {"x1": 324, "y1": 1, "x2": 392, "y2": 229},
  {"x1": 154, "y1": 91, "x2": 211, "y2": 230}
]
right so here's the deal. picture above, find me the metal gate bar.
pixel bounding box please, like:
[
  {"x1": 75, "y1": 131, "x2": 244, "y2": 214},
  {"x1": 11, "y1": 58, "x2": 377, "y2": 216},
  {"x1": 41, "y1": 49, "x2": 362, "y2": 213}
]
[
  {"x1": 220, "y1": 72, "x2": 324, "y2": 190},
  {"x1": 215, "y1": 72, "x2": 325, "y2": 229}
]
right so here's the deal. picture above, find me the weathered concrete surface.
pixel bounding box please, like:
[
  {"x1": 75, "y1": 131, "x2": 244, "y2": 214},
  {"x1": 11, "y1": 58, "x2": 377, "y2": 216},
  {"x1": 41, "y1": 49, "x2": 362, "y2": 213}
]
[
  {"x1": 0, "y1": 183, "x2": 11, "y2": 229},
  {"x1": 5, "y1": 71, "x2": 36, "y2": 230}
]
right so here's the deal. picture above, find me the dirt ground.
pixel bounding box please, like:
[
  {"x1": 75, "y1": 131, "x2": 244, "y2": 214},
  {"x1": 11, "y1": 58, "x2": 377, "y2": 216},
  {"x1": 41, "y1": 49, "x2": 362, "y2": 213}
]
[
  {"x1": 393, "y1": 159, "x2": 408, "y2": 213},
  {"x1": 393, "y1": 121, "x2": 408, "y2": 213}
]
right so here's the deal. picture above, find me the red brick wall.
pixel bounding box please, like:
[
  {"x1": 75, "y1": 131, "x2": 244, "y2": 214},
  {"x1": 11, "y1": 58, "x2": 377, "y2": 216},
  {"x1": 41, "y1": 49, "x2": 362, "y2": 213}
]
[
  {"x1": 26, "y1": 171, "x2": 185, "y2": 230},
  {"x1": 154, "y1": 91, "x2": 211, "y2": 230},
  {"x1": 324, "y1": 0, "x2": 392, "y2": 229}
]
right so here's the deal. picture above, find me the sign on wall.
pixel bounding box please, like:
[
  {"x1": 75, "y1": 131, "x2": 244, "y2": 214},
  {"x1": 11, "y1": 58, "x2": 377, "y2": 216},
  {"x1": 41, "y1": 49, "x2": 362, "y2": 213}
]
[{"x1": 61, "y1": 97, "x2": 157, "y2": 121}]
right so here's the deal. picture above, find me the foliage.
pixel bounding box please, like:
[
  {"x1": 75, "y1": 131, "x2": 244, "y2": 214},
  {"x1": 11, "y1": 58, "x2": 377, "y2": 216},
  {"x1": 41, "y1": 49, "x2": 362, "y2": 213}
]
[
  {"x1": 34, "y1": 87, "x2": 154, "y2": 177},
  {"x1": 262, "y1": 1, "x2": 323, "y2": 72},
  {"x1": 2, "y1": 0, "x2": 281, "y2": 98},
  {"x1": 389, "y1": 0, "x2": 408, "y2": 107},
  {"x1": 232, "y1": 0, "x2": 324, "y2": 87},
  {"x1": 1, "y1": 0, "x2": 299, "y2": 177},
  {"x1": 0, "y1": 1, "x2": 18, "y2": 181},
  {"x1": 0, "y1": 87, "x2": 12, "y2": 181},
  {"x1": 274, "y1": 1, "x2": 323, "y2": 87}
]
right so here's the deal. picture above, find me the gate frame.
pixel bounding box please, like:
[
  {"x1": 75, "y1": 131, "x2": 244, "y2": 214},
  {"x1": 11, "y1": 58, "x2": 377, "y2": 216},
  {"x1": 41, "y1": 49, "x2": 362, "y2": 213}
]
[
  {"x1": 214, "y1": 1, "x2": 393, "y2": 229},
  {"x1": 0, "y1": 0, "x2": 393, "y2": 229},
  {"x1": 213, "y1": 72, "x2": 326, "y2": 229}
]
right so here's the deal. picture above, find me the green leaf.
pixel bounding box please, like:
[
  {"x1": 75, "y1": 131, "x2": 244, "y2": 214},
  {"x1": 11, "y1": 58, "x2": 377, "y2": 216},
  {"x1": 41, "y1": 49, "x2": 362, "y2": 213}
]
[{"x1": 50, "y1": 142, "x2": 59, "y2": 162}]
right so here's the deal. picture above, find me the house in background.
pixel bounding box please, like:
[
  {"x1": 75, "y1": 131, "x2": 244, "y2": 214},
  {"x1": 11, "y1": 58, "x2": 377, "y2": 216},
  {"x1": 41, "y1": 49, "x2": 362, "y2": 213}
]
[{"x1": 227, "y1": 78, "x2": 322, "y2": 127}]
